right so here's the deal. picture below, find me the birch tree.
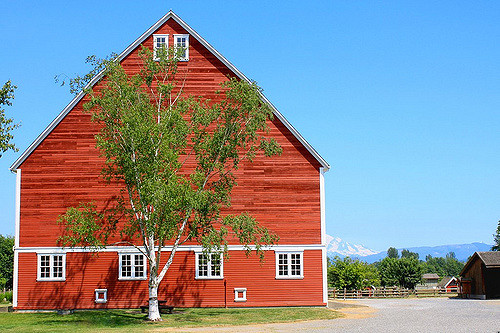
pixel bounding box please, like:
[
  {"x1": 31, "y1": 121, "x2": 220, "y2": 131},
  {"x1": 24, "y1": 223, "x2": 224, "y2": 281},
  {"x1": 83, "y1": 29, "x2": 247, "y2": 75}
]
[
  {"x1": 58, "y1": 46, "x2": 281, "y2": 321},
  {"x1": 0, "y1": 80, "x2": 19, "y2": 157}
]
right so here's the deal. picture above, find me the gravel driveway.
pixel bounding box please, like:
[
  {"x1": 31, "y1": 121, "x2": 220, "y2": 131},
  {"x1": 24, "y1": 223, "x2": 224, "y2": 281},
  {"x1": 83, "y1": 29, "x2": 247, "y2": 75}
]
[{"x1": 174, "y1": 298, "x2": 500, "y2": 333}]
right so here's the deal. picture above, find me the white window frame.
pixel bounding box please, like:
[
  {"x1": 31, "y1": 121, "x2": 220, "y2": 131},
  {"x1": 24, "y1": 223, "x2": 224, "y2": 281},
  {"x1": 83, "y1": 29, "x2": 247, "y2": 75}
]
[
  {"x1": 37, "y1": 253, "x2": 66, "y2": 281},
  {"x1": 118, "y1": 253, "x2": 147, "y2": 280},
  {"x1": 153, "y1": 34, "x2": 169, "y2": 61},
  {"x1": 173, "y1": 34, "x2": 189, "y2": 61},
  {"x1": 275, "y1": 251, "x2": 304, "y2": 279},
  {"x1": 234, "y1": 288, "x2": 247, "y2": 302},
  {"x1": 195, "y1": 252, "x2": 223, "y2": 279},
  {"x1": 95, "y1": 289, "x2": 108, "y2": 303}
]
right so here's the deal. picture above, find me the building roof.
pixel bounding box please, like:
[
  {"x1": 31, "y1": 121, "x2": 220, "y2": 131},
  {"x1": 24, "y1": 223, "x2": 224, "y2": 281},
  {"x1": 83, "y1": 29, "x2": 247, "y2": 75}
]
[
  {"x1": 460, "y1": 251, "x2": 500, "y2": 276},
  {"x1": 10, "y1": 11, "x2": 330, "y2": 172},
  {"x1": 437, "y1": 276, "x2": 457, "y2": 288},
  {"x1": 422, "y1": 273, "x2": 440, "y2": 280},
  {"x1": 476, "y1": 251, "x2": 500, "y2": 267}
]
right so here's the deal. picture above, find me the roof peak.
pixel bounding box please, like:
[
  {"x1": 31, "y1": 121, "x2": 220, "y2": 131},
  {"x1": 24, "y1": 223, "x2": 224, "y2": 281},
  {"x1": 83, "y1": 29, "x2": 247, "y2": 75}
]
[{"x1": 10, "y1": 11, "x2": 329, "y2": 171}]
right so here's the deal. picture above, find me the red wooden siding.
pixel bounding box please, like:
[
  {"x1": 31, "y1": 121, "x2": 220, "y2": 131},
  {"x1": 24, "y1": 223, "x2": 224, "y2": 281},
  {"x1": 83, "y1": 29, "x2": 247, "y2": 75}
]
[
  {"x1": 18, "y1": 111, "x2": 321, "y2": 247},
  {"x1": 16, "y1": 250, "x2": 324, "y2": 309},
  {"x1": 18, "y1": 18, "x2": 321, "y2": 248}
]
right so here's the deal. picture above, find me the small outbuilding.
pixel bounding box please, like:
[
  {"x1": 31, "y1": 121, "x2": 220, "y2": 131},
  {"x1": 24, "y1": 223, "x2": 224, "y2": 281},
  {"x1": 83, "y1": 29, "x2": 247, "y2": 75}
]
[
  {"x1": 437, "y1": 276, "x2": 458, "y2": 292},
  {"x1": 459, "y1": 251, "x2": 500, "y2": 299},
  {"x1": 416, "y1": 273, "x2": 441, "y2": 290},
  {"x1": 422, "y1": 273, "x2": 441, "y2": 288}
]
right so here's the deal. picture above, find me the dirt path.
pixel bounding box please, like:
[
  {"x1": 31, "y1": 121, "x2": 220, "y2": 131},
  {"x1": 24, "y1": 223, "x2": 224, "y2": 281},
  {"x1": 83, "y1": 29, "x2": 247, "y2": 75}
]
[{"x1": 153, "y1": 298, "x2": 500, "y2": 332}]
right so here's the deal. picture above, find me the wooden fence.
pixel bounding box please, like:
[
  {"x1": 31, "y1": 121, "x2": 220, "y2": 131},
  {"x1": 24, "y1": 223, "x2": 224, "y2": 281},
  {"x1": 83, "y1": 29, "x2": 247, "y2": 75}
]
[{"x1": 329, "y1": 287, "x2": 459, "y2": 299}]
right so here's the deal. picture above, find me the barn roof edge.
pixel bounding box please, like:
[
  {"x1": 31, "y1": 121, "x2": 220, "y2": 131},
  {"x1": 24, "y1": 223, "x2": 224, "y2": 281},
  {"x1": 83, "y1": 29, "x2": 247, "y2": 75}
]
[{"x1": 10, "y1": 11, "x2": 330, "y2": 172}]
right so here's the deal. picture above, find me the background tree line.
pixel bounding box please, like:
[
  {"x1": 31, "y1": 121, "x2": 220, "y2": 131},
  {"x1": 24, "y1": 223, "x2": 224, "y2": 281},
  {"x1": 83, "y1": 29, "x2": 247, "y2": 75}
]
[
  {"x1": 0, "y1": 235, "x2": 14, "y2": 291},
  {"x1": 328, "y1": 247, "x2": 464, "y2": 290}
]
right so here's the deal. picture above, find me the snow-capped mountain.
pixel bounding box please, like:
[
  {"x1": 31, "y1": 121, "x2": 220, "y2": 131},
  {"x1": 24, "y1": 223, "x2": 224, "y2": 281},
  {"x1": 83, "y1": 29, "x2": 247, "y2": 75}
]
[{"x1": 325, "y1": 234, "x2": 378, "y2": 258}]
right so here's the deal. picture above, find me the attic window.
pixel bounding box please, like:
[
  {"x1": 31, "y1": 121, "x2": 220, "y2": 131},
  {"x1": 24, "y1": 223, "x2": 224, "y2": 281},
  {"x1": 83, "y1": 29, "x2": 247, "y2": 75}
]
[
  {"x1": 174, "y1": 34, "x2": 189, "y2": 61},
  {"x1": 153, "y1": 34, "x2": 168, "y2": 61}
]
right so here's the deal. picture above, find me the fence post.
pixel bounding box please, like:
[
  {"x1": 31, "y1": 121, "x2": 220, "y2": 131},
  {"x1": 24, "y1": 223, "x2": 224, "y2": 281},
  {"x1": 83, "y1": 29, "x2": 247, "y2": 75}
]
[{"x1": 343, "y1": 288, "x2": 346, "y2": 300}]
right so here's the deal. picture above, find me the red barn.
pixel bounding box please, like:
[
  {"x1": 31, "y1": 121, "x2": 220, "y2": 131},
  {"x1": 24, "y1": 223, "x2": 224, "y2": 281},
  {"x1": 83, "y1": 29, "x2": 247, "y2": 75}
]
[{"x1": 10, "y1": 11, "x2": 330, "y2": 310}]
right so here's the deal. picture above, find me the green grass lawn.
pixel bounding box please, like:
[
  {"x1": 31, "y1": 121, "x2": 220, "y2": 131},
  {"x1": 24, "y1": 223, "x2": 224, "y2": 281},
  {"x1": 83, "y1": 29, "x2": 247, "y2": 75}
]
[{"x1": 0, "y1": 307, "x2": 341, "y2": 332}]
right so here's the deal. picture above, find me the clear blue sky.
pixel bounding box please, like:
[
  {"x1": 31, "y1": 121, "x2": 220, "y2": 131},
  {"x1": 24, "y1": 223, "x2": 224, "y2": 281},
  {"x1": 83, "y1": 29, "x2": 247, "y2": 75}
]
[{"x1": 1, "y1": 1, "x2": 498, "y2": 251}]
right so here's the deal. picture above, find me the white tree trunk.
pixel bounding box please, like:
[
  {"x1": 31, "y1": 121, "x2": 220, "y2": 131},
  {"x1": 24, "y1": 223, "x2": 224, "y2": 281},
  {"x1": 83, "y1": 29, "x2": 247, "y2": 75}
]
[
  {"x1": 148, "y1": 283, "x2": 161, "y2": 321},
  {"x1": 147, "y1": 235, "x2": 162, "y2": 321},
  {"x1": 145, "y1": 226, "x2": 186, "y2": 321}
]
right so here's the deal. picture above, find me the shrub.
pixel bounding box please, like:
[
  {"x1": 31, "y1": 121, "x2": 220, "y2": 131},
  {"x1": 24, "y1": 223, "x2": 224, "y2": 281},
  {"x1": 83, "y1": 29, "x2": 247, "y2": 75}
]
[{"x1": 0, "y1": 290, "x2": 12, "y2": 303}]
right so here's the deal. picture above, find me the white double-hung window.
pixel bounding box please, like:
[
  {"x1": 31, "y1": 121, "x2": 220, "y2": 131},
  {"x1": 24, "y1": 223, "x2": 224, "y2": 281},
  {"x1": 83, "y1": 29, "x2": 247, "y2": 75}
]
[
  {"x1": 119, "y1": 253, "x2": 147, "y2": 280},
  {"x1": 173, "y1": 34, "x2": 189, "y2": 61},
  {"x1": 275, "y1": 252, "x2": 303, "y2": 279},
  {"x1": 37, "y1": 253, "x2": 65, "y2": 281},
  {"x1": 195, "y1": 252, "x2": 223, "y2": 279},
  {"x1": 153, "y1": 34, "x2": 168, "y2": 60}
]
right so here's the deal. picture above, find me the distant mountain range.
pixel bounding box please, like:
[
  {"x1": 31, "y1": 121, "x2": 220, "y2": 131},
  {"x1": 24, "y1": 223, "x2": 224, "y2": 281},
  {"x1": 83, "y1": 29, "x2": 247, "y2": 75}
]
[{"x1": 326, "y1": 234, "x2": 492, "y2": 263}]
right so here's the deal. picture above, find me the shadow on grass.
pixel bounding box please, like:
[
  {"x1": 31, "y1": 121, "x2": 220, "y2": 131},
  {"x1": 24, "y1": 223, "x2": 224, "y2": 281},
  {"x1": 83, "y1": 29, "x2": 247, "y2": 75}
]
[
  {"x1": 34, "y1": 310, "x2": 147, "y2": 328},
  {"x1": 0, "y1": 307, "x2": 341, "y2": 331}
]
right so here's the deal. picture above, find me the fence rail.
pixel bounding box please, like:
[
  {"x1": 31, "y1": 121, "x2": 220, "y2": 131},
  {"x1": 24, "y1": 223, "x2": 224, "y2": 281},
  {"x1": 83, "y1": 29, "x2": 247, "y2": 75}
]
[{"x1": 329, "y1": 287, "x2": 459, "y2": 299}]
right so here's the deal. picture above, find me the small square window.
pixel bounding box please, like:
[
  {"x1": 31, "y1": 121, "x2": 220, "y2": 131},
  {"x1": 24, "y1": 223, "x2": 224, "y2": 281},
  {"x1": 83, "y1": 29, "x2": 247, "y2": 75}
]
[
  {"x1": 234, "y1": 288, "x2": 247, "y2": 302},
  {"x1": 95, "y1": 289, "x2": 107, "y2": 303}
]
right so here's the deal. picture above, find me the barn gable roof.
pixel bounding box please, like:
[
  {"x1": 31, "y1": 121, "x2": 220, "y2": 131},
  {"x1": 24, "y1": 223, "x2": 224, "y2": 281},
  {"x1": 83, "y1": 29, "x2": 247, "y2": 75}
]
[
  {"x1": 437, "y1": 276, "x2": 457, "y2": 288},
  {"x1": 460, "y1": 251, "x2": 500, "y2": 276},
  {"x1": 422, "y1": 273, "x2": 440, "y2": 280},
  {"x1": 10, "y1": 11, "x2": 330, "y2": 172},
  {"x1": 476, "y1": 251, "x2": 500, "y2": 267}
]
